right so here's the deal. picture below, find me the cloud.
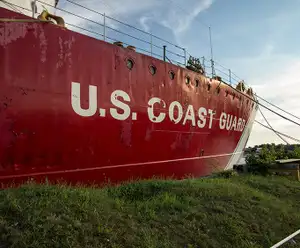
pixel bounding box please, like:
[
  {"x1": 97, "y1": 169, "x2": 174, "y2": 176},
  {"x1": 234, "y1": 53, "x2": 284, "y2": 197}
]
[
  {"x1": 57, "y1": 0, "x2": 213, "y2": 40},
  {"x1": 158, "y1": 0, "x2": 213, "y2": 36},
  {"x1": 139, "y1": 16, "x2": 151, "y2": 33},
  {"x1": 221, "y1": 33, "x2": 300, "y2": 147},
  {"x1": 244, "y1": 58, "x2": 300, "y2": 147}
]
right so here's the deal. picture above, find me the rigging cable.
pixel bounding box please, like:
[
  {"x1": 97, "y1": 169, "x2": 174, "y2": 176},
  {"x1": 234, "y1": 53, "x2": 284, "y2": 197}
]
[
  {"x1": 1, "y1": 0, "x2": 25, "y2": 14},
  {"x1": 255, "y1": 120, "x2": 300, "y2": 143},
  {"x1": 222, "y1": 82, "x2": 300, "y2": 128},
  {"x1": 256, "y1": 94, "x2": 300, "y2": 121},
  {"x1": 258, "y1": 106, "x2": 289, "y2": 145}
]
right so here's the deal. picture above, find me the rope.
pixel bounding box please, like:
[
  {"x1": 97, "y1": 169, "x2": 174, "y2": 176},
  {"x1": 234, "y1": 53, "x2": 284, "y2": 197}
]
[
  {"x1": 255, "y1": 120, "x2": 300, "y2": 143},
  {"x1": 258, "y1": 107, "x2": 289, "y2": 145},
  {"x1": 256, "y1": 94, "x2": 300, "y2": 121},
  {"x1": 220, "y1": 83, "x2": 300, "y2": 128},
  {"x1": 1, "y1": 0, "x2": 25, "y2": 14}
]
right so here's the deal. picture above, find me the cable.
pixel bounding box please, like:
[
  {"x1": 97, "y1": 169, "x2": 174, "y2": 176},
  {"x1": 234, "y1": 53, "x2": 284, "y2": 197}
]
[
  {"x1": 220, "y1": 82, "x2": 300, "y2": 128},
  {"x1": 255, "y1": 120, "x2": 300, "y2": 143},
  {"x1": 63, "y1": 0, "x2": 185, "y2": 50},
  {"x1": 258, "y1": 107, "x2": 289, "y2": 144},
  {"x1": 1, "y1": 0, "x2": 26, "y2": 14},
  {"x1": 256, "y1": 94, "x2": 300, "y2": 121}
]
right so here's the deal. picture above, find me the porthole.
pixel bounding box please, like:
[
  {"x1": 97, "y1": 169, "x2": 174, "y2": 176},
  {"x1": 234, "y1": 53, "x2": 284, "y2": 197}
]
[
  {"x1": 216, "y1": 86, "x2": 221, "y2": 94},
  {"x1": 149, "y1": 65, "x2": 157, "y2": 75},
  {"x1": 195, "y1": 79, "x2": 200, "y2": 87},
  {"x1": 185, "y1": 76, "x2": 191, "y2": 85},
  {"x1": 225, "y1": 90, "x2": 229, "y2": 97},
  {"x1": 126, "y1": 58, "x2": 134, "y2": 70},
  {"x1": 232, "y1": 93, "x2": 235, "y2": 100},
  {"x1": 169, "y1": 71, "x2": 175, "y2": 80}
]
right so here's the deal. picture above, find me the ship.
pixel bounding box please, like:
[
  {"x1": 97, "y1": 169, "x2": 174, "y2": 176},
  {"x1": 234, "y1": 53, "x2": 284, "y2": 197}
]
[{"x1": 0, "y1": 0, "x2": 258, "y2": 187}]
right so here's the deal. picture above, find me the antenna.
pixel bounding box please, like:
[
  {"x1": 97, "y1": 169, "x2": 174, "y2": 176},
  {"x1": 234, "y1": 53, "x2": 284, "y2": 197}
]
[{"x1": 209, "y1": 26, "x2": 215, "y2": 77}]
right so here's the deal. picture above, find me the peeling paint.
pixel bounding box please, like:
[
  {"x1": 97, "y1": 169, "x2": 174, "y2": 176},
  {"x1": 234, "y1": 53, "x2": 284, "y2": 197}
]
[
  {"x1": 0, "y1": 22, "x2": 28, "y2": 46},
  {"x1": 57, "y1": 36, "x2": 75, "y2": 68},
  {"x1": 38, "y1": 25, "x2": 47, "y2": 63}
]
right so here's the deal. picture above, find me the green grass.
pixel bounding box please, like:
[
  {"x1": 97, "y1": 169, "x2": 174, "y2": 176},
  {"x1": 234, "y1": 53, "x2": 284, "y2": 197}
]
[{"x1": 1, "y1": 175, "x2": 300, "y2": 248}]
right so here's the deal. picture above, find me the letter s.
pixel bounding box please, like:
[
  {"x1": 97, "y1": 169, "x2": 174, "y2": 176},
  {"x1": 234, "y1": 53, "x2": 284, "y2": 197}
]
[{"x1": 110, "y1": 90, "x2": 131, "y2": 120}]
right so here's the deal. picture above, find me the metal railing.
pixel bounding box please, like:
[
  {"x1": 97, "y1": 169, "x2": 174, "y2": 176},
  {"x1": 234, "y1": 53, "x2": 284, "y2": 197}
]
[
  {"x1": 270, "y1": 229, "x2": 300, "y2": 248},
  {"x1": 2, "y1": 0, "x2": 250, "y2": 90}
]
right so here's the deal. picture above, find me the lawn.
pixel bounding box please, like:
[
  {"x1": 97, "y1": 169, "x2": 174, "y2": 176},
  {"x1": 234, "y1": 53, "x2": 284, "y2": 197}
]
[{"x1": 0, "y1": 175, "x2": 300, "y2": 248}]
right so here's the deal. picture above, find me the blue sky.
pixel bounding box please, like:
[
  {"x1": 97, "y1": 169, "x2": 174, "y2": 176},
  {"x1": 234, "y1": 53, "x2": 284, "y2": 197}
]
[{"x1": 55, "y1": 0, "x2": 300, "y2": 147}]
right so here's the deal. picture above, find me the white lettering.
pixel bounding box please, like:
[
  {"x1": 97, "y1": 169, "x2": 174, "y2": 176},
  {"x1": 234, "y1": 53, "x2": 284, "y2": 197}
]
[
  {"x1": 183, "y1": 105, "x2": 196, "y2": 126},
  {"x1": 226, "y1": 114, "x2": 233, "y2": 130},
  {"x1": 240, "y1": 119, "x2": 246, "y2": 132},
  {"x1": 208, "y1": 109, "x2": 216, "y2": 129},
  {"x1": 147, "y1": 97, "x2": 166, "y2": 123},
  {"x1": 70, "y1": 83, "x2": 248, "y2": 133},
  {"x1": 231, "y1": 116, "x2": 237, "y2": 130},
  {"x1": 197, "y1": 107, "x2": 207, "y2": 128},
  {"x1": 237, "y1": 118, "x2": 242, "y2": 131},
  {"x1": 169, "y1": 101, "x2": 183, "y2": 124},
  {"x1": 219, "y1": 112, "x2": 226, "y2": 129},
  {"x1": 71, "y1": 82, "x2": 97, "y2": 117},
  {"x1": 110, "y1": 90, "x2": 131, "y2": 120}
]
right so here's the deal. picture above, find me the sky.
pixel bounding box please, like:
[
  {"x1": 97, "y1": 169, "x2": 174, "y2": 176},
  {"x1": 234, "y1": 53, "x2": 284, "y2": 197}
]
[{"x1": 54, "y1": 0, "x2": 300, "y2": 147}]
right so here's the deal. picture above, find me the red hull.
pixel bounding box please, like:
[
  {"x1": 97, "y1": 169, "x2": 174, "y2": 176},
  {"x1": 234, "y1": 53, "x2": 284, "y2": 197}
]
[{"x1": 0, "y1": 8, "x2": 257, "y2": 187}]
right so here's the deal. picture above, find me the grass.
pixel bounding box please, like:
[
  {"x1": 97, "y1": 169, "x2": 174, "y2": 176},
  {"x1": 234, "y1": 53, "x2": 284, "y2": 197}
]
[{"x1": 0, "y1": 175, "x2": 300, "y2": 248}]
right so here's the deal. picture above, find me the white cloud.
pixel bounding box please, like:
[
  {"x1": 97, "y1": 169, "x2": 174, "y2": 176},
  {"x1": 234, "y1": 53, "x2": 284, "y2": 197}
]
[
  {"x1": 158, "y1": 0, "x2": 213, "y2": 36},
  {"x1": 57, "y1": 0, "x2": 213, "y2": 40},
  {"x1": 243, "y1": 58, "x2": 300, "y2": 147}
]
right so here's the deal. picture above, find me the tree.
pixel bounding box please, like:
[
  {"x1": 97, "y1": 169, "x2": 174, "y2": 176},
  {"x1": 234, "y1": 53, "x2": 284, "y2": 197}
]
[{"x1": 245, "y1": 143, "x2": 300, "y2": 175}]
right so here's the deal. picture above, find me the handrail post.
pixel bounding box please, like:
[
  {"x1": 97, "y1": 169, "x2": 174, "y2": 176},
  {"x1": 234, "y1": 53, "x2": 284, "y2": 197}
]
[
  {"x1": 211, "y1": 59, "x2": 215, "y2": 77},
  {"x1": 183, "y1": 48, "x2": 187, "y2": 66},
  {"x1": 202, "y1": 56, "x2": 206, "y2": 76},
  {"x1": 229, "y1": 69, "x2": 232, "y2": 85},
  {"x1": 150, "y1": 32, "x2": 153, "y2": 56},
  {"x1": 31, "y1": 0, "x2": 37, "y2": 18},
  {"x1": 103, "y1": 13, "x2": 106, "y2": 41},
  {"x1": 163, "y1": 45, "x2": 166, "y2": 62}
]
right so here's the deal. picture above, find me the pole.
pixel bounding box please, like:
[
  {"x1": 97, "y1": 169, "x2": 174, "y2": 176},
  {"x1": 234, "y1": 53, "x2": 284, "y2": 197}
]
[
  {"x1": 270, "y1": 229, "x2": 300, "y2": 248},
  {"x1": 202, "y1": 56, "x2": 206, "y2": 76},
  {"x1": 31, "y1": 0, "x2": 37, "y2": 18},
  {"x1": 150, "y1": 32, "x2": 153, "y2": 56},
  {"x1": 183, "y1": 48, "x2": 187, "y2": 66},
  {"x1": 209, "y1": 26, "x2": 215, "y2": 77},
  {"x1": 163, "y1": 45, "x2": 166, "y2": 62},
  {"x1": 103, "y1": 13, "x2": 106, "y2": 41},
  {"x1": 229, "y1": 69, "x2": 232, "y2": 85}
]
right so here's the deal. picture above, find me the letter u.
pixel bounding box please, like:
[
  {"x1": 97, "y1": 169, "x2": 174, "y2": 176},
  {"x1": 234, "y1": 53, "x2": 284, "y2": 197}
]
[{"x1": 71, "y1": 82, "x2": 97, "y2": 117}]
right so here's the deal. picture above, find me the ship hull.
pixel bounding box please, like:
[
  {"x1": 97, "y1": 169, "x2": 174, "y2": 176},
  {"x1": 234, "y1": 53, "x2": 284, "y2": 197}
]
[{"x1": 0, "y1": 8, "x2": 257, "y2": 187}]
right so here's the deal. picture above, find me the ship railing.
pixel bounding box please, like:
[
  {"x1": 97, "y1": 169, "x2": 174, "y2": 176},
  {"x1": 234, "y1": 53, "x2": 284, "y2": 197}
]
[
  {"x1": 1, "y1": 0, "x2": 252, "y2": 92},
  {"x1": 33, "y1": 0, "x2": 187, "y2": 67},
  {"x1": 270, "y1": 229, "x2": 300, "y2": 248}
]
